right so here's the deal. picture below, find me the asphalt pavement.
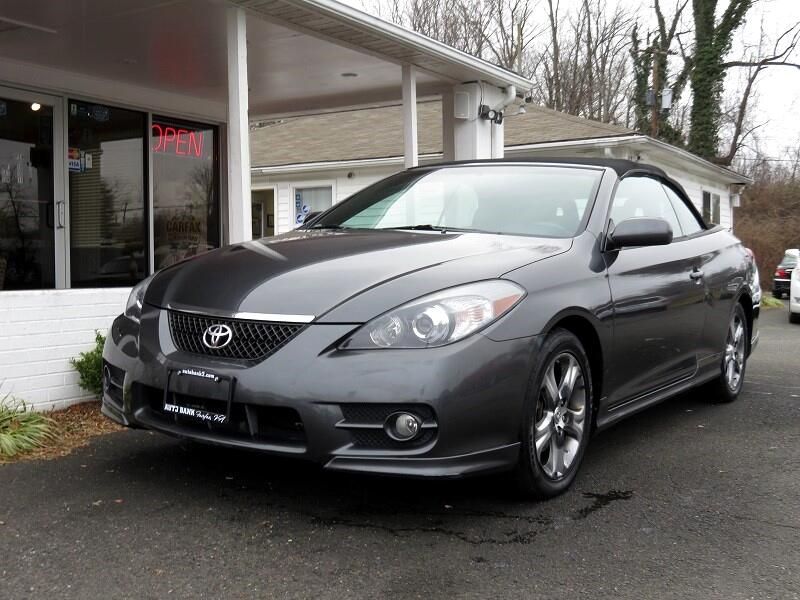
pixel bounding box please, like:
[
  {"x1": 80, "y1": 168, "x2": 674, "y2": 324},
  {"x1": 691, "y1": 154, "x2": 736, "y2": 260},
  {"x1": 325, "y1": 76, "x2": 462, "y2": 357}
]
[{"x1": 1, "y1": 304, "x2": 799, "y2": 600}]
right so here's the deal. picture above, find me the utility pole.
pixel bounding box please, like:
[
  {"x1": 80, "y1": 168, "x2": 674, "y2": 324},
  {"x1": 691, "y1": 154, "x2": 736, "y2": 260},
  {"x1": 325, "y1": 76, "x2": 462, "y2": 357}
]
[
  {"x1": 647, "y1": 47, "x2": 676, "y2": 139},
  {"x1": 651, "y1": 52, "x2": 660, "y2": 138}
]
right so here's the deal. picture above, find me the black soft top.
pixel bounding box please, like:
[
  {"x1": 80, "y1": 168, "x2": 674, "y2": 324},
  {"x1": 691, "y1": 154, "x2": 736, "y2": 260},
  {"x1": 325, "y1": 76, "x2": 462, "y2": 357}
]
[{"x1": 414, "y1": 157, "x2": 668, "y2": 178}]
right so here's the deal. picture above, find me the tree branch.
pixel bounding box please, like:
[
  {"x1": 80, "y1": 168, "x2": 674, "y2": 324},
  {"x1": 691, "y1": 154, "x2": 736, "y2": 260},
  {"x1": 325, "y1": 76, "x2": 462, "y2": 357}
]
[{"x1": 723, "y1": 60, "x2": 800, "y2": 68}]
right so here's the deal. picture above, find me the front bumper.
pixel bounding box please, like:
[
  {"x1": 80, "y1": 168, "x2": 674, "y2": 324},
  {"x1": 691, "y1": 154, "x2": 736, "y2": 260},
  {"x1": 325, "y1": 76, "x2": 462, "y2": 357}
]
[{"x1": 102, "y1": 307, "x2": 541, "y2": 478}]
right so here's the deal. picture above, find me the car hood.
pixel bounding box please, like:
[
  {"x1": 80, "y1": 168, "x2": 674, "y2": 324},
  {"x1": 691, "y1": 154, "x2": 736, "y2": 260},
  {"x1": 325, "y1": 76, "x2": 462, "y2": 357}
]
[{"x1": 145, "y1": 229, "x2": 570, "y2": 321}]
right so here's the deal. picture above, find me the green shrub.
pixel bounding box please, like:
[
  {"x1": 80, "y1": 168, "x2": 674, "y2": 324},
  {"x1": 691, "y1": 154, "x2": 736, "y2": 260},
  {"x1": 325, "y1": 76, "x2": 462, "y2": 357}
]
[
  {"x1": 70, "y1": 331, "x2": 106, "y2": 397},
  {"x1": 761, "y1": 294, "x2": 785, "y2": 309},
  {"x1": 0, "y1": 396, "x2": 55, "y2": 457}
]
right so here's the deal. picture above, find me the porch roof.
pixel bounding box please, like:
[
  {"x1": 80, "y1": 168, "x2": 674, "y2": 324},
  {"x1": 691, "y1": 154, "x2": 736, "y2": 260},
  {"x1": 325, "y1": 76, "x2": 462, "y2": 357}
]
[{"x1": 0, "y1": 0, "x2": 532, "y2": 119}]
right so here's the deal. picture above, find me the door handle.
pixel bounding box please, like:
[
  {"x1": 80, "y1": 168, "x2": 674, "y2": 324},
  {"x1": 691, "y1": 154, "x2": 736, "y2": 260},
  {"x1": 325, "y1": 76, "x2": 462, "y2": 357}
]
[
  {"x1": 56, "y1": 201, "x2": 65, "y2": 229},
  {"x1": 690, "y1": 268, "x2": 704, "y2": 280}
]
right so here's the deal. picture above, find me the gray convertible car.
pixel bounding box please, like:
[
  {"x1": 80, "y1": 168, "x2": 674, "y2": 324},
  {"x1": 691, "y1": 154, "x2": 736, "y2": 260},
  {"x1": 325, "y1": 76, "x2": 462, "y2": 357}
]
[{"x1": 102, "y1": 158, "x2": 759, "y2": 498}]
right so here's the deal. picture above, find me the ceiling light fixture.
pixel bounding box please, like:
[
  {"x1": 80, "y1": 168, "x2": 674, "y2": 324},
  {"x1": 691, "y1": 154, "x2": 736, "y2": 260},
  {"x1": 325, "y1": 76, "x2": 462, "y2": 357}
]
[{"x1": 30, "y1": 102, "x2": 41, "y2": 112}]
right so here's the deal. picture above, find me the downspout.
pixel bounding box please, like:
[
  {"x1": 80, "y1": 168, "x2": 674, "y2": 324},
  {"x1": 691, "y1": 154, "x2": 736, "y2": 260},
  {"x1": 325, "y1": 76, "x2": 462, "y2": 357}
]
[
  {"x1": 495, "y1": 85, "x2": 517, "y2": 113},
  {"x1": 491, "y1": 85, "x2": 516, "y2": 159}
]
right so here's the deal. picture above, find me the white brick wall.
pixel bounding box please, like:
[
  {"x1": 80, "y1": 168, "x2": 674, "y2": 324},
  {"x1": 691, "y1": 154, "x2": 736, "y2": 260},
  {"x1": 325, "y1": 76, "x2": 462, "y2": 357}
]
[{"x1": 0, "y1": 288, "x2": 131, "y2": 411}]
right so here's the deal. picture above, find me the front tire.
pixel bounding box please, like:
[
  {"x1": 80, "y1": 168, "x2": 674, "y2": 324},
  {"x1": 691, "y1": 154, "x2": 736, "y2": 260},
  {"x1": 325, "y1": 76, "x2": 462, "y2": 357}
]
[
  {"x1": 515, "y1": 329, "x2": 593, "y2": 500},
  {"x1": 790, "y1": 311, "x2": 800, "y2": 324},
  {"x1": 705, "y1": 303, "x2": 748, "y2": 403}
]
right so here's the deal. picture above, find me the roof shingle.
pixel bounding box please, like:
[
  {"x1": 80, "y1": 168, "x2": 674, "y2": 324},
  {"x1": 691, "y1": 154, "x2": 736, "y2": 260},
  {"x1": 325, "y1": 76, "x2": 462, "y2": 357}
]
[{"x1": 250, "y1": 100, "x2": 633, "y2": 168}]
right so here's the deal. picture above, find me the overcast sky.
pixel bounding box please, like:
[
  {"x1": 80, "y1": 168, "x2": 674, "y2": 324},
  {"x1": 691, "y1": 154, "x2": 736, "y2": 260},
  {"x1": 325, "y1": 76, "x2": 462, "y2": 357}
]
[
  {"x1": 346, "y1": 0, "x2": 800, "y2": 160},
  {"x1": 739, "y1": 0, "x2": 800, "y2": 161}
]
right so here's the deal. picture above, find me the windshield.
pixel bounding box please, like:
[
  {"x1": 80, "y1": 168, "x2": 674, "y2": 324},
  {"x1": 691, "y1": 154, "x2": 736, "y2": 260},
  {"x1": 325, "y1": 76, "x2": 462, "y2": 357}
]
[
  {"x1": 780, "y1": 251, "x2": 798, "y2": 268},
  {"x1": 307, "y1": 165, "x2": 603, "y2": 238}
]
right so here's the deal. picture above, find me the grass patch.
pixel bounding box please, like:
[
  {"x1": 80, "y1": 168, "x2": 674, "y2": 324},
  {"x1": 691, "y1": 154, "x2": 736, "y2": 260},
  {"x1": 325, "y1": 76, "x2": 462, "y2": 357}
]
[
  {"x1": 761, "y1": 294, "x2": 785, "y2": 309},
  {"x1": 0, "y1": 396, "x2": 56, "y2": 458},
  {"x1": 70, "y1": 331, "x2": 105, "y2": 397},
  {"x1": 0, "y1": 401, "x2": 122, "y2": 465}
]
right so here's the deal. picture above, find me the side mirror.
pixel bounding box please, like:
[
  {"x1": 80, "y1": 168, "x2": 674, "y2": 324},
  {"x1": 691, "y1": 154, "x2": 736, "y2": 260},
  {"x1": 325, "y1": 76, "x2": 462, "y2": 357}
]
[{"x1": 608, "y1": 217, "x2": 673, "y2": 250}]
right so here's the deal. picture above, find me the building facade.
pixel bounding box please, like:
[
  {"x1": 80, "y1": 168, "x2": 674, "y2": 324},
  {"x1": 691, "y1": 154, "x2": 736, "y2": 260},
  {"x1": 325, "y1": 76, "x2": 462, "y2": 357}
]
[
  {"x1": 0, "y1": 0, "x2": 531, "y2": 409},
  {"x1": 251, "y1": 100, "x2": 750, "y2": 236}
]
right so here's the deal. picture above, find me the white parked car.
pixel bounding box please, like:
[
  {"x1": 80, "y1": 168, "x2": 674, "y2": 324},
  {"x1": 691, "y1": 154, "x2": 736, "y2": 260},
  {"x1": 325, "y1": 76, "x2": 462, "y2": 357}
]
[
  {"x1": 746, "y1": 248, "x2": 761, "y2": 306},
  {"x1": 791, "y1": 260, "x2": 800, "y2": 324}
]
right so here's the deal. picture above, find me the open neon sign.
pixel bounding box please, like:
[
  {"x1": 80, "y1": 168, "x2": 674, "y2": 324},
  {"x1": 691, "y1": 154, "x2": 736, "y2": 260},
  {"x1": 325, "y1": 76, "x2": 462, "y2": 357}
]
[{"x1": 151, "y1": 123, "x2": 205, "y2": 157}]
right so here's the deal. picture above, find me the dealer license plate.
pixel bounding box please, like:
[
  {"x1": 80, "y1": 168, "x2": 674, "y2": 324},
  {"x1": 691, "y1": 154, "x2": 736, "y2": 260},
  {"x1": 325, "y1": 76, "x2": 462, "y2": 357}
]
[
  {"x1": 163, "y1": 368, "x2": 234, "y2": 426},
  {"x1": 163, "y1": 401, "x2": 228, "y2": 425}
]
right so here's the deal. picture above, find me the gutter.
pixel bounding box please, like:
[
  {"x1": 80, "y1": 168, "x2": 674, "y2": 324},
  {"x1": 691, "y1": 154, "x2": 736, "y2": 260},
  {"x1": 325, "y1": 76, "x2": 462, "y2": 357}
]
[
  {"x1": 504, "y1": 134, "x2": 643, "y2": 153},
  {"x1": 639, "y1": 136, "x2": 753, "y2": 184},
  {"x1": 506, "y1": 135, "x2": 752, "y2": 184},
  {"x1": 253, "y1": 153, "x2": 444, "y2": 175}
]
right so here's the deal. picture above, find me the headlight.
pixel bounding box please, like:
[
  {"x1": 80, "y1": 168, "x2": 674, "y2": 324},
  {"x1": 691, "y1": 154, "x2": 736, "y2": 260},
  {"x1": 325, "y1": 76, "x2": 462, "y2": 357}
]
[
  {"x1": 125, "y1": 274, "x2": 155, "y2": 324},
  {"x1": 339, "y1": 280, "x2": 525, "y2": 349}
]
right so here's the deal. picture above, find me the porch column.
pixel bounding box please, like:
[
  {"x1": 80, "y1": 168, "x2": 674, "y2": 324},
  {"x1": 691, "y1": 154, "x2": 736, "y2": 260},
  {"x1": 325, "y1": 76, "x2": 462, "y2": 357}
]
[
  {"x1": 441, "y1": 89, "x2": 455, "y2": 162},
  {"x1": 402, "y1": 64, "x2": 418, "y2": 168},
  {"x1": 491, "y1": 113, "x2": 504, "y2": 159},
  {"x1": 226, "y1": 6, "x2": 252, "y2": 244},
  {"x1": 450, "y1": 82, "x2": 506, "y2": 160}
]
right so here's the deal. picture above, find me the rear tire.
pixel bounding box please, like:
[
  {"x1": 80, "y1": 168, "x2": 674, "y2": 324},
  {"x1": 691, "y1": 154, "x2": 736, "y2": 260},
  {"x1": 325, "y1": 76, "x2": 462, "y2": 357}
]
[
  {"x1": 705, "y1": 303, "x2": 748, "y2": 403},
  {"x1": 790, "y1": 312, "x2": 800, "y2": 324},
  {"x1": 515, "y1": 329, "x2": 593, "y2": 500}
]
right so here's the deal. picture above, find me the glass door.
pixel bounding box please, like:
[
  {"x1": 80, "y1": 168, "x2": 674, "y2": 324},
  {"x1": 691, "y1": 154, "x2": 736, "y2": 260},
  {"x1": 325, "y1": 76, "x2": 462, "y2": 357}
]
[
  {"x1": 0, "y1": 87, "x2": 64, "y2": 290},
  {"x1": 68, "y1": 101, "x2": 147, "y2": 287}
]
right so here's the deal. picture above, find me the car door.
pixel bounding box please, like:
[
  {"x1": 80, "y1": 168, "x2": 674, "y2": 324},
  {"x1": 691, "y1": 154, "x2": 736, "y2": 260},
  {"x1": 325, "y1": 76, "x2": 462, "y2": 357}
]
[
  {"x1": 604, "y1": 175, "x2": 707, "y2": 407},
  {"x1": 660, "y1": 182, "x2": 735, "y2": 362}
]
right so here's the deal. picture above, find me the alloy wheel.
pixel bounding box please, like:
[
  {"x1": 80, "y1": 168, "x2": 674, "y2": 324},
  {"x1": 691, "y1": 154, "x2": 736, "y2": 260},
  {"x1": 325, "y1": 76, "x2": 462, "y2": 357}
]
[
  {"x1": 724, "y1": 313, "x2": 746, "y2": 391},
  {"x1": 533, "y1": 352, "x2": 587, "y2": 479}
]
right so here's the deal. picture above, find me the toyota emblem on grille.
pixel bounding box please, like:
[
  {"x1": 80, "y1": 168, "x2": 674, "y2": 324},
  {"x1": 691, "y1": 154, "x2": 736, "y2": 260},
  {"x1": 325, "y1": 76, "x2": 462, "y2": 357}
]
[{"x1": 202, "y1": 324, "x2": 233, "y2": 349}]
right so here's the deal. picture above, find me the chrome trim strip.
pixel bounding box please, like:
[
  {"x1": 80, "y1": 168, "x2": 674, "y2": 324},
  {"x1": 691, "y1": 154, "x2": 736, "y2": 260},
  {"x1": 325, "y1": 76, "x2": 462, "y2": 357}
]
[{"x1": 165, "y1": 304, "x2": 315, "y2": 324}]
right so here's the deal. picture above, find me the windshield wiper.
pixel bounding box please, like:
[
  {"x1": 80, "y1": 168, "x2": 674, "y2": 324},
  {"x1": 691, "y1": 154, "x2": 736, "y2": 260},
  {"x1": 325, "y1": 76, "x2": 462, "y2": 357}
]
[
  {"x1": 307, "y1": 223, "x2": 345, "y2": 229},
  {"x1": 379, "y1": 224, "x2": 449, "y2": 232}
]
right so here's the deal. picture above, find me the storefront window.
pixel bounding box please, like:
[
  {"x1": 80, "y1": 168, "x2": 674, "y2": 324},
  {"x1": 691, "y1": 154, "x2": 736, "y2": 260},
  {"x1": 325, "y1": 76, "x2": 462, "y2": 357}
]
[
  {"x1": 294, "y1": 186, "x2": 332, "y2": 226},
  {"x1": 68, "y1": 101, "x2": 146, "y2": 287},
  {"x1": 152, "y1": 117, "x2": 219, "y2": 270},
  {"x1": 0, "y1": 97, "x2": 54, "y2": 290}
]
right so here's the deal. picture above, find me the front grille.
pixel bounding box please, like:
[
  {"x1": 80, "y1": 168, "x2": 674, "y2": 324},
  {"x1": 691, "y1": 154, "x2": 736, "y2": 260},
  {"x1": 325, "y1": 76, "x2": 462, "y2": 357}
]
[
  {"x1": 168, "y1": 310, "x2": 304, "y2": 361},
  {"x1": 340, "y1": 404, "x2": 435, "y2": 424},
  {"x1": 349, "y1": 428, "x2": 437, "y2": 450}
]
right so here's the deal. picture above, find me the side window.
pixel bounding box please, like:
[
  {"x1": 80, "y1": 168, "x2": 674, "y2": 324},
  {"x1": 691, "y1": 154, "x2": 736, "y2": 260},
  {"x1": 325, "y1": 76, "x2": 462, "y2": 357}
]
[
  {"x1": 610, "y1": 176, "x2": 682, "y2": 237},
  {"x1": 702, "y1": 191, "x2": 721, "y2": 225},
  {"x1": 662, "y1": 184, "x2": 705, "y2": 236}
]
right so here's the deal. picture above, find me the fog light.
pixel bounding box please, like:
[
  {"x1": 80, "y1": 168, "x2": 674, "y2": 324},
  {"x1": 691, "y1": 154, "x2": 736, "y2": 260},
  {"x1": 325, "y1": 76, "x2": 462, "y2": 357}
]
[{"x1": 385, "y1": 412, "x2": 421, "y2": 441}]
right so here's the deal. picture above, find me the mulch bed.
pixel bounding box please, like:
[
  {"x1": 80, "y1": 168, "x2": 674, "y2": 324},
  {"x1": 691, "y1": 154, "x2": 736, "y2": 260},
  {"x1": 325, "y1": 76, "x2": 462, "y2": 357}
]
[{"x1": 0, "y1": 401, "x2": 123, "y2": 465}]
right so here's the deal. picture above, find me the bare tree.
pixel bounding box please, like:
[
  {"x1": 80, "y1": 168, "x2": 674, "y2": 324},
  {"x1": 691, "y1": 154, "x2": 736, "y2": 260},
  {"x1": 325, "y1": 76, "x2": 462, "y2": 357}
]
[
  {"x1": 483, "y1": 0, "x2": 539, "y2": 72},
  {"x1": 530, "y1": 0, "x2": 632, "y2": 124},
  {"x1": 383, "y1": 0, "x2": 492, "y2": 58},
  {"x1": 717, "y1": 22, "x2": 800, "y2": 165},
  {"x1": 385, "y1": 0, "x2": 546, "y2": 72},
  {"x1": 372, "y1": 0, "x2": 797, "y2": 167}
]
